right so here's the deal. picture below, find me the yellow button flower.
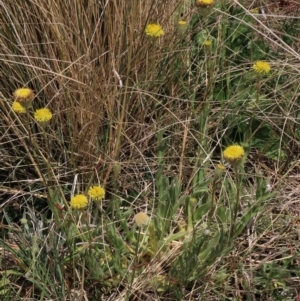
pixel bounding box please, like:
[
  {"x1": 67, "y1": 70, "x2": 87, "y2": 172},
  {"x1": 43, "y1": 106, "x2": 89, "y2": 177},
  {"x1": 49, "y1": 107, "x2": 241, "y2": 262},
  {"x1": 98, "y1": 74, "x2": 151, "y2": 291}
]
[
  {"x1": 223, "y1": 145, "x2": 245, "y2": 166},
  {"x1": 178, "y1": 20, "x2": 188, "y2": 34},
  {"x1": 133, "y1": 212, "x2": 150, "y2": 227},
  {"x1": 253, "y1": 61, "x2": 271, "y2": 74},
  {"x1": 12, "y1": 101, "x2": 26, "y2": 114},
  {"x1": 145, "y1": 23, "x2": 164, "y2": 38},
  {"x1": 34, "y1": 108, "x2": 53, "y2": 124},
  {"x1": 217, "y1": 163, "x2": 225, "y2": 170},
  {"x1": 88, "y1": 185, "x2": 105, "y2": 201},
  {"x1": 196, "y1": 0, "x2": 215, "y2": 7},
  {"x1": 178, "y1": 20, "x2": 187, "y2": 26},
  {"x1": 204, "y1": 40, "x2": 212, "y2": 46},
  {"x1": 70, "y1": 194, "x2": 88, "y2": 209},
  {"x1": 189, "y1": 197, "x2": 197, "y2": 210},
  {"x1": 13, "y1": 88, "x2": 34, "y2": 101},
  {"x1": 13, "y1": 88, "x2": 34, "y2": 108},
  {"x1": 215, "y1": 163, "x2": 226, "y2": 177}
]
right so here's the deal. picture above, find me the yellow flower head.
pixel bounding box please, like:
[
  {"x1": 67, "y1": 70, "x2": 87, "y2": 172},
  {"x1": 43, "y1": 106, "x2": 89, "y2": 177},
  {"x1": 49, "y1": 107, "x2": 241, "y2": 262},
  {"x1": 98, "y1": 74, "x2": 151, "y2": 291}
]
[
  {"x1": 12, "y1": 101, "x2": 26, "y2": 114},
  {"x1": 178, "y1": 20, "x2": 188, "y2": 34},
  {"x1": 70, "y1": 194, "x2": 88, "y2": 209},
  {"x1": 13, "y1": 88, "x2": 34, "y2": 102},
  {"x1": 34, "y1": 108, "x2": 53, "y2": 123},
  {"x1": 215, "y1": 163, "x2": 226, "y2": 177},
  {"x1": 133, "y1": 212, "x2": 150, "y2": 227},
  {"x1": 189, "y1": 197, "x2": 197, "y2": 210},
  {"x1": 253, "y1": 61, "x2": 271, "y2": 74},
  {"x1": 217, "y1": 163, "x2": 225, "y2": 170},
  {"x1": 223, "y1": 145, "x2": 245, "y2": 165},
  {"x1": 196, "y1": 0, "x2": 215, "y2": 8},
  {"x1": 88, "y1": 185, "x2": 105, "y2": 201},
  {"x1": 145, "y1": 23, "x2": 164, "y2": 38},
  {"x1": 204, "y1": 40, "x2": 212, "y2": 46}
]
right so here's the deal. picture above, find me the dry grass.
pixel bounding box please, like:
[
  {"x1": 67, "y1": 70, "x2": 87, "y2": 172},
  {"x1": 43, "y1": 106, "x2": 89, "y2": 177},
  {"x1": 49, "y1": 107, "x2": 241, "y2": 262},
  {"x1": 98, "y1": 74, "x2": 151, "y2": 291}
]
[{"x1": 0, "y1": 0, "x2": 182, "y2": 169}]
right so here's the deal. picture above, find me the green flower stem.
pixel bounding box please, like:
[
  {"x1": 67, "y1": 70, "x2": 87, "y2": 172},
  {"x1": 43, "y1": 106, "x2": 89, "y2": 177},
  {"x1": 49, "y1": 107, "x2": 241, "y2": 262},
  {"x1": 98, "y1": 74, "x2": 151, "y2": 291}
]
[
  {"x1": 208, "y1": 178, "x2": 217, "y2": 225},
  {"x1": 83, "y1": 211, "x2": 93, "y2": 257},
  {"x1": 247, "y1": 76, "x2": 261, "y2": 143},
  {"x1": 230, "y1": 165, "x2": 240, "y2": 237},
  {"x1": 128, "y1": 228, "x2": 141, "y2": 300},
  {"x1": 149, "y1": 223, "x2": 158, "y2": 255},
  {"x1": 41, "y1": 128, "x2": 50, "y2": 160},
  {"x1": 187, "y1": 201, "x2": 193, "y2": 232}
]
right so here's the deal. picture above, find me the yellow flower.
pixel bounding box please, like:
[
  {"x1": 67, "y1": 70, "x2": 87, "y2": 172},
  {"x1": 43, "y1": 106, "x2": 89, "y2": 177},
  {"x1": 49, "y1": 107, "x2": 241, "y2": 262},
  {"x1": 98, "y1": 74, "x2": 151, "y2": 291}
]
[
  {"x1": 189, "y1": 197, "x2": 197, "y2": 210},
  {"x1": 70, "y1": 194, "x2": 88, "y2": 209},
  {"x1": 145, "y1": 23, "x2": 164, "y2": 38},
  {"x1": 215, "y1": 163, "x2": 225, "y2": 177},
  {"x1": 13, "y1": 88, "x2": 34, "y2": 109},
  {"x1": 178, "y1": 20, "x2": 187, "y2": 34},
  {"x1": 253, "y1": 61, "x2": 271, "y2": 74},
  {"x1": 12, "y1": 101, "x2": 26, "y2": 114},
  {"x1": 217, "y1": 163, "x2": 225, "y2": 170},
  {"x1": 13, "y1": 88, "x2": 34, "y2": 100},
  {"x1": 178, "y1": 20, "x2": 188, "y2": 34},
  {"x1": 134, "y1": 212, "x2": 150, "y2": 227},
  {"x1": 223, "y1": 145, "x2": 245, "y2": 165},
  {"x1": 88, "y1": 185, "x2": 105, "y2": 201},
  {"x1": 196, "y1": 0, "x2": 215, "y2": 8},
  {"x1": 34, "y1": 108, "x2": 53, "y2": 124},
  {"x1": 204, "y1": 40, "x2": 212, "y2": 46}
]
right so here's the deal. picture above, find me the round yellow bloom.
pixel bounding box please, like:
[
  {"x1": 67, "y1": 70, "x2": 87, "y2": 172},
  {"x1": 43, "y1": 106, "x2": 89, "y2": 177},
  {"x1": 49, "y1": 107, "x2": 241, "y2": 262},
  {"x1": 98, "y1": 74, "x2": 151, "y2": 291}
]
[
  {"x1": 88, "y1": 185, "x2": 105, "y2": 201},
  {"x1": 204, "y1": 40, "x2": 212, "y2": 46},
  {"x1": 253, "y1": 61, "x2": 271, "y2": 74},
  {"x1": 215, "y1": 163, "x2": 226, "y2": 177},
  {"x1": 34, "y1": 108, "x2": 53, "y2": 123},
  {"x1": 145, "y1": 23, "x2": 164, "y2": 38},
  {"x1": 196, "y1": 0, "x2": 215, "y2": 8},
  {"x1": 13, "y1": 88, "x2": 34, "y2": 109},
  {"x1": 12, "y1": 101, "x2": 26, "y2": 114},
  {"x1": 13, "y1": 88, "x2": 34, "y2": 101},
  {"x1": 178, "y1": 20, "x2": 188, "y2": 34},
  {"x1": 223, "y1": 145, "x2": 245, "y2": 165},
  {"x1": 217, "y1": 163, "x2": 225, "y2": 170},
  {"x1": 133, "y1": 212, "x2": 150, "y2": 227},
  {"x1": 70, "y1": 194, "x2": 88, "y2": 209},
  {"x1": 189, "y1": 197, "x2": 197, "y2": 210}
]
